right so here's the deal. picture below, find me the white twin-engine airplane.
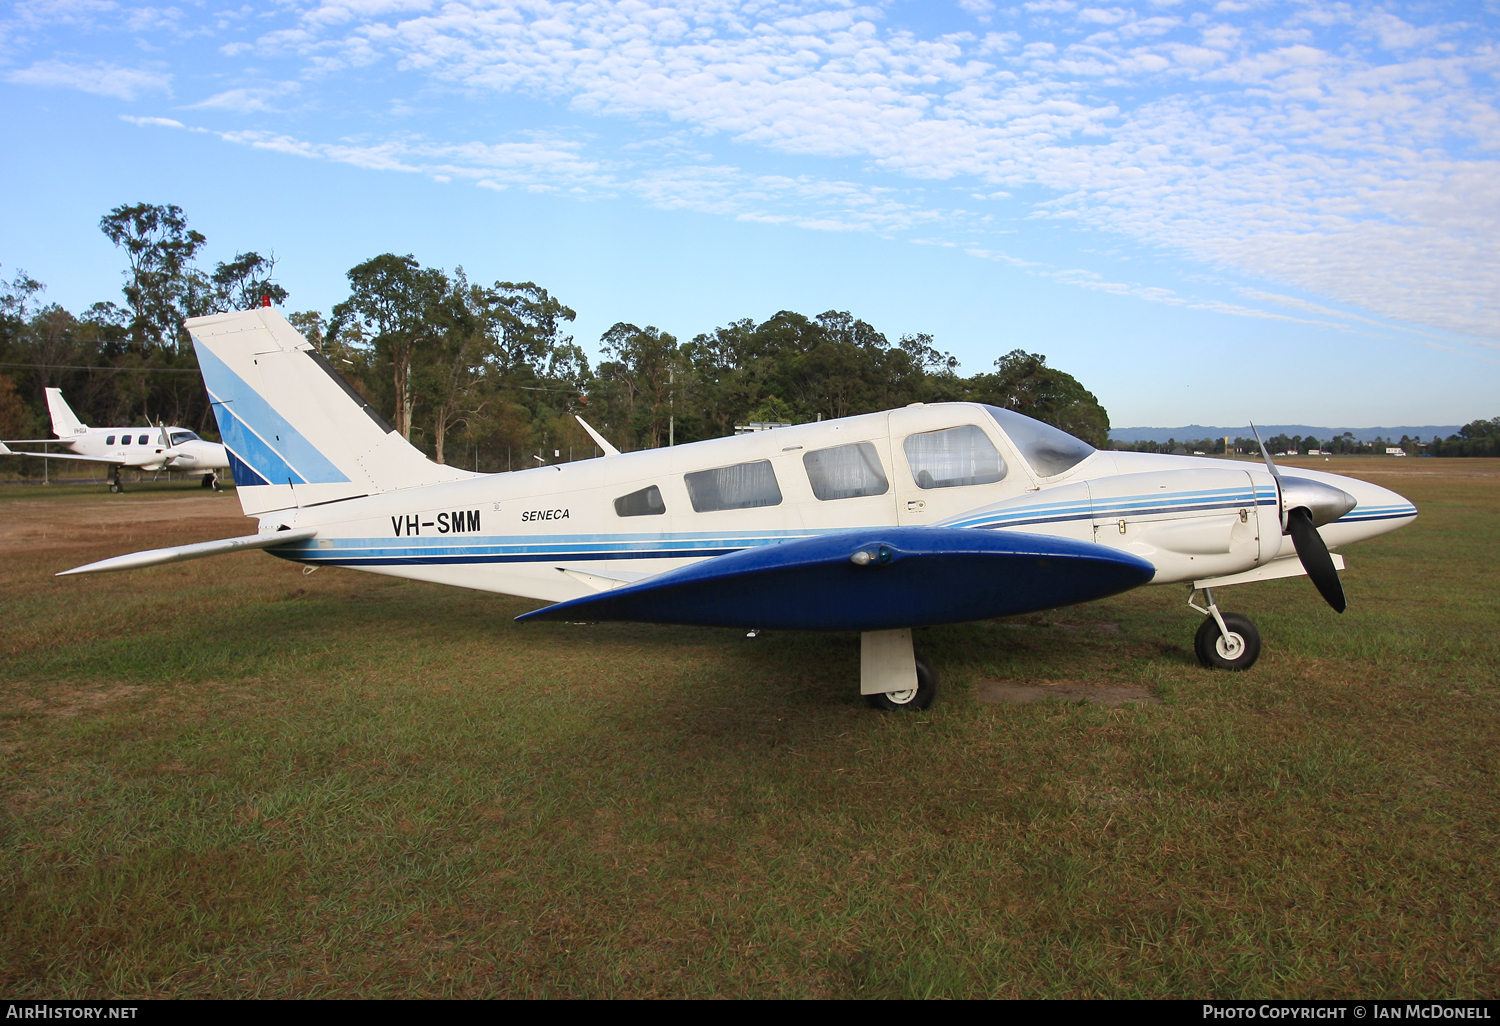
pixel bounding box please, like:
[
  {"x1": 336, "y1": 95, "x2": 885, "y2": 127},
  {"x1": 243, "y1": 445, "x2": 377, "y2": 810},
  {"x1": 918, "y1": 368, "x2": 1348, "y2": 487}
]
[
  {"x1": 61, "y1": 309, "x2": 1417, "y2": 710},
  {"x1": 0, "y1": 388, "x2": 231, "y2": 491}
]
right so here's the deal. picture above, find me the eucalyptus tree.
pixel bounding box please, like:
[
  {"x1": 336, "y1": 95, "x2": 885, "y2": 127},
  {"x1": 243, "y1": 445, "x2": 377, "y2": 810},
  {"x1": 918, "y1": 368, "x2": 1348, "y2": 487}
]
[
  {"x1": 99, "y1": 203, "x2": 207, "y2": 351},
  {"x1": 599, "y1": 322, "x2": 681, "y2": 450},
  {"x1": 206, "y1": 252, "x2": 289, "y2": 313},
  {"x1": 963, "y1": 349, "x2": 1110, "y2": 448},
  {"x1": 485, "y1": 281, "x2": 577, "y2": 380},
  {"x1": 330, "y1": 253, "x2": 448, "y2": 441},
  {"x1": 420, "y1": 269, "x2": 497, "y2": 466}
]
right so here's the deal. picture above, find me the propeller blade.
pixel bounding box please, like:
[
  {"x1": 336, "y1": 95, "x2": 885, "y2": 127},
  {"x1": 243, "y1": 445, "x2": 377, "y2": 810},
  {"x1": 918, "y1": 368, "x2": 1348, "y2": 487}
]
[
  {"x1": 1249, "y1": 422, "x2": 1281, "y2": 480},
  {"x1": 1287, "y1": 507, "x2": 1346, "y2": 613}
]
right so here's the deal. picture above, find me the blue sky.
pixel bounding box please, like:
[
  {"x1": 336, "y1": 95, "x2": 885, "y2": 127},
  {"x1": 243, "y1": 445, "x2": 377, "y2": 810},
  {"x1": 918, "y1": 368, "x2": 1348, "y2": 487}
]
[{"x1": 2, "y1": 0, "x2": 1497, "y2": 427}]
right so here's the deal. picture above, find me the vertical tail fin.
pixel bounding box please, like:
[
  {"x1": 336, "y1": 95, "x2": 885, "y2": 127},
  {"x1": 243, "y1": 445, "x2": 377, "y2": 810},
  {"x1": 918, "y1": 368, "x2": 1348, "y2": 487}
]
[
  {"x1": 186, "y1": 308, "x2": 473, "y2": 516},
  {"x1": 45, "y1": 389, "x2": 86, "y2": 438}
]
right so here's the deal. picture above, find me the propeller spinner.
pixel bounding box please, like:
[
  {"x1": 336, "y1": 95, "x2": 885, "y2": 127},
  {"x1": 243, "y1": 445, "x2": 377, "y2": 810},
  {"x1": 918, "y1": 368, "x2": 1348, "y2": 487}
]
[{"x1": 1250, "y1": 425, "x2": 1356, "y2": 613}]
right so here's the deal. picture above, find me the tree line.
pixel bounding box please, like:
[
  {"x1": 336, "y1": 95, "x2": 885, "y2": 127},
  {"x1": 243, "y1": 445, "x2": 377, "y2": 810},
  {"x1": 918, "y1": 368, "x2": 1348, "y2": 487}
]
[
  {"x1": 1112, "y1": 421, "x2": 1500, "y2": 459},
  {"x1": 5, "y1": 202, "x2": 1115, "y2": 474}
]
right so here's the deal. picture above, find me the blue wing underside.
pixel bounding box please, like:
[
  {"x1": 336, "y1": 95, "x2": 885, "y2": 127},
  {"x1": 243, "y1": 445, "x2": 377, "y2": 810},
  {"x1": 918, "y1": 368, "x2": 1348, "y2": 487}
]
[{"x1": 518, "y1": 527, "x2": 1156, "y2": 632}]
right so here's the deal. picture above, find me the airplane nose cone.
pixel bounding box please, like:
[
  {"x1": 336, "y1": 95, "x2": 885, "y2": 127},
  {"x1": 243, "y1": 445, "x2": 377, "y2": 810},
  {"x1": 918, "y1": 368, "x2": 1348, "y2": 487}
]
[{"x1": 1279, "y1": 476, "x2": 1358, "y2": 527}]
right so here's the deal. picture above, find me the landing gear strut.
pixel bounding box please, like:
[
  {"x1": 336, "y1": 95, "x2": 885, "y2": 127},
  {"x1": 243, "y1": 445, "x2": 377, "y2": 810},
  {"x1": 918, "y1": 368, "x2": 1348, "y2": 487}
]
[
  {"x1": 1189, "y1": 587, "x2": 1261, "y2": 671},
  {"x1": 201, "y1": 471, "x2": 220, "y2": 491},
  {"x1": 860, "y1": 628, "x2": 939, "y2": 710},
  {"x1": 108, "y1": 467, "x2": 124, "y2": 494}
]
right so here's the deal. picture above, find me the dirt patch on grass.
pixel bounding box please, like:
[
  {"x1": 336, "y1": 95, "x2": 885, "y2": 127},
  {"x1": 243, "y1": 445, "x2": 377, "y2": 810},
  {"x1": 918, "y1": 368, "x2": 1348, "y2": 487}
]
[
  {"x1": 975, "y1": 679, "x2": 1161, "y2": 707},
  {"x1": 4, "y1": 683, "x2": 149, "y2": 718},
  {"x1": 0, "y1": 490, "x2": 248, "y2": 555}
]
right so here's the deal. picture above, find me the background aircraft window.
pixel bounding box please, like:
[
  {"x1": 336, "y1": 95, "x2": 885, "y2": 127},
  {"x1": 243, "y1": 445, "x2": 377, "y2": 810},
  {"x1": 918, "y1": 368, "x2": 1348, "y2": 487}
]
[
  {"x1": 983, "y1": 406, "x2": 1095, "y2": 477},
  {"x1": 803, "y1": 441, "x2": 889, "y2": 500},
  {"x1": 120, "y1": 435, "x2": 131, "y2": 446},
  {"x1": 137, "y1": 435, "x2": 149, "y2": 445},
  {"x1": 168, "y1": 430, "x2": 199, "y2": 445},
  {"x1": 904, "y1": 425, "x2": 1006, "y2": 489},
  {"x1": 105, "y1": 435, "x2": 115, "y2": 445},
  {"x1": 614, "y1": 485, "x2": 666, "y2": 517},
  {"x1": 685, "y1": 460, "x2": 782, "y2": 512}
]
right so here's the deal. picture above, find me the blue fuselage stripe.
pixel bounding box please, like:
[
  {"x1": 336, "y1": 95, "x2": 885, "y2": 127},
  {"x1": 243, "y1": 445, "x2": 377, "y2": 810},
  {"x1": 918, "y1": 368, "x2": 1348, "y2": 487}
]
[{"x1": 267, "y1": 498, "x2": 1415, "y2": 567}]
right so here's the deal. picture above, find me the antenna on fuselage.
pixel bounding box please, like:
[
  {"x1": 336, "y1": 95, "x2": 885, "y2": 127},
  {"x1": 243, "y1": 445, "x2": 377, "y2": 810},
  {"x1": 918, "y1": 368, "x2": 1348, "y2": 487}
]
[{"x1": 574, "y1": 415, "x2": 621, "y2": 457}]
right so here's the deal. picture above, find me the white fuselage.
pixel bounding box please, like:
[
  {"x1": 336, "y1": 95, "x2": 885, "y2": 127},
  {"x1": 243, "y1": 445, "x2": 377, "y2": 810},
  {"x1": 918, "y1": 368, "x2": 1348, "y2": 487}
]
[
  {"x1": 48, "y1": 426, "x2": 229, "y2": 475},
  {"x1": 258, "y1": 404, "x2": 1416, "y2": 609}
]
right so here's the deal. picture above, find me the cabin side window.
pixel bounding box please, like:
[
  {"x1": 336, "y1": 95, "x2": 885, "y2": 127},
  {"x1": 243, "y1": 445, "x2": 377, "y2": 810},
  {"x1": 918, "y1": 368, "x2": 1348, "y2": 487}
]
[
  {"x1": 120, "y1": 435, "x2": 131, "y2": 446},
  {"x1": 684, "y1": 460, "x2": 782, "y2": 512},
  {"x1": 138, "y1": 434, "x2": 149, "y2": 445},
  {"x1": 903, "y1": 425, "x2": 1007, "y2": 489},
  {"x1": 168, "y1": 430, "x2": 199, "y2": 446},
  {"x1": 614, "y1": 485, "x2": 666, "y2": 517},
  {"x1": 105, "y1": 435, "x2": 115, "y2": 445},
  {"x1": 803, "y1": 441, "x2": 889, "y2": 500}
]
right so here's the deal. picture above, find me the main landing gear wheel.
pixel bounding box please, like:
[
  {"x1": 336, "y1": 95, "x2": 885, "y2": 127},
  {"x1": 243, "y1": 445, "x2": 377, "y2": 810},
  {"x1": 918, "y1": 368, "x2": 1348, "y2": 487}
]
[
  {"x1": 108, "y1": 470, "x2": 124, "y2": 494},
  {"x1": 1194, "y1": 612, "x2": 1261, "y2": 671},
  {"x1": 866, "y1": 655, "x2": 939, "y2": 711}
]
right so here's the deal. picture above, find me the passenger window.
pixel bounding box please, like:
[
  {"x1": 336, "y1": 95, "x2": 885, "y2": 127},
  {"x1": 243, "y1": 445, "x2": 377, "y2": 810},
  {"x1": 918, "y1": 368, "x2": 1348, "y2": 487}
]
[
  {"x1": 120, "y1": 435, "x2": 131, "y2": 446},
  {"x1": 138, "y1": 435, "x2": 149, "y2": 445},
  {"x1": 105, "y1": 435, "x2": 115, "y2": 445},
  {"x1": 904, "y1": 425, "x2": 1006, "y2": 489},
  {"x1": 684, "y1": 460, "x2": 782, "y2": 512},
  {"x1": 803, "y1": 441, "x2": 889, "y2": 501},
  {"x1": 614, "y1": 485, "x2": 666, "y2": 517}
]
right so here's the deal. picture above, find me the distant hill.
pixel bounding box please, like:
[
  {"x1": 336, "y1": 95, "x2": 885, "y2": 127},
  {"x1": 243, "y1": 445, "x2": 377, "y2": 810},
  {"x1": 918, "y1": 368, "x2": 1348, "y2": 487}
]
[{"x1": 1109, "y1": 425, "x2": 1463, "y2": 444}]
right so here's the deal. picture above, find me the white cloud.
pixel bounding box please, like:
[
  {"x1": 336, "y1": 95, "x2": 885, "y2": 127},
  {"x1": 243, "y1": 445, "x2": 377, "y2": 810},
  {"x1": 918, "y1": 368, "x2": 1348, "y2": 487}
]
[
  {"x1": 5, "y1": 59, "x2": 170, "y2": 99},
  {"x1": 188, "y1": 81, "x2": 300, "y2": 113},
  {"x1": 17, "y1": 0, "x2": 1497, "y2": 342},
  {"x1": 119, "y1": 113, "x2": 184, "y2": 128},
  {"x1": 226, "y1": 1, "x2": 1496, "y2": 336}
]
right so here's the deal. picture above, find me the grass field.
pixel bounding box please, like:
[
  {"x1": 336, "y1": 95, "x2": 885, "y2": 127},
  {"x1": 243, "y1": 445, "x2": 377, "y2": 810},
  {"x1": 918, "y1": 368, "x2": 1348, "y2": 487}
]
[{"x1": 2, "y1": 460, "x2": 1497, "y2": 998}]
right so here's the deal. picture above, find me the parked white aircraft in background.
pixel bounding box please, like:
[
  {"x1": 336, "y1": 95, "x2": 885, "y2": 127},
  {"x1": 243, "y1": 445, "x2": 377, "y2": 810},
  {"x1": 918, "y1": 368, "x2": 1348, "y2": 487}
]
[
  {"x1": 0, "y1": 388, "x2": 230, "y2": 491},
  {"x1": 59, "y1": 309, "x2": 1418, "y2": 710}
]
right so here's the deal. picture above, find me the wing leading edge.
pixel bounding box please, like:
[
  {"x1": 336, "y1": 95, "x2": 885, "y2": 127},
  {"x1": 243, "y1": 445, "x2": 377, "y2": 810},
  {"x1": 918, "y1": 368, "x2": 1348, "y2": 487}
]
[{"x1": 518, "y1": 527, "x2": 1156, "y2": 631}]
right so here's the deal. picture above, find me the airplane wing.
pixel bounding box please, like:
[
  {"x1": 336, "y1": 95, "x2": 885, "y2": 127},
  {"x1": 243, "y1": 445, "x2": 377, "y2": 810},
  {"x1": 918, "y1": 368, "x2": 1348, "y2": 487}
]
[
  {"x1": 518, "y1": 527, "x2": 1155, "y2": 631},
  {"x1": 57, "y1": 528, "x2": 319, "y2": 577},
  {"x1": 0, "y1": 442, "x2": 124, "y2": 465}
]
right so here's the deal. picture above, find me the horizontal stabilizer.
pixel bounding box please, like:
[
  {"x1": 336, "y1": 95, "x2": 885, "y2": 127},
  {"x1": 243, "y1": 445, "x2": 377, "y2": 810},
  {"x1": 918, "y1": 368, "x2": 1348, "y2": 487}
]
[
  {"x1": 518, "y1": 528, "x2": 1155, "y2": 631},
  {"x1": 0, "y1": 447, "x2": 122, "y2": 465},
  {"x1": 58, "y1": 528, "x2": 318, "y2": 577}
]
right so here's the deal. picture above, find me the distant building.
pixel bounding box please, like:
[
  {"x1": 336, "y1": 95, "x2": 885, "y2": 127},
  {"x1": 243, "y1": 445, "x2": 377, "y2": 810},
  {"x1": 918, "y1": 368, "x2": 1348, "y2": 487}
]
[{"x1": 1385, "y1": 447, "x2": 1407, "y2": 456}]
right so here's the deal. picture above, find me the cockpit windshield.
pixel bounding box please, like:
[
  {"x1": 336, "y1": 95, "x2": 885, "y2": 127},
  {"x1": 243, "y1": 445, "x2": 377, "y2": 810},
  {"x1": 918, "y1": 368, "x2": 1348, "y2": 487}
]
[
  {"x1": 168, "y1": 430, "x2": 199, "y2": 446},
  {"x1": 983, "y1": 406, "x2": 1095, "y2": 477}
]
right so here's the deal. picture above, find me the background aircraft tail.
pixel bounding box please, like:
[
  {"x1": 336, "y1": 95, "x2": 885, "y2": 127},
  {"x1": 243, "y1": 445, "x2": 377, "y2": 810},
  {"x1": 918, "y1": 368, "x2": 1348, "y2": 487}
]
[
  {"x1": 45, "y1": 388, "x2": 86, "y2": 438},
  {"x1": 186, "y1": 308, "x2": 473, "y2": 516}
]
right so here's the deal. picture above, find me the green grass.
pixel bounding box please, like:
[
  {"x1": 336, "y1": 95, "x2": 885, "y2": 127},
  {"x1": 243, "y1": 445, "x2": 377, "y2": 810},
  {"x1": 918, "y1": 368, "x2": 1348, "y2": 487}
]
[{"x1": 1, "y1": 466, "x2": 1497, "y2": 997}]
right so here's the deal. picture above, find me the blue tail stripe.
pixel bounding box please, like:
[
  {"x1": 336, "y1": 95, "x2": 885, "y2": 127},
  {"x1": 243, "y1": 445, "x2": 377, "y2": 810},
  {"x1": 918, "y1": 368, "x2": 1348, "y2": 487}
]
[
  {"x1": 213, "y1": 401, "x2": 307, "y2": 486},
  {"x1": 225, "y1": 447, "x2": 273, "y2": 488},
  {"x1": 195, "y1": 343, "x2": 350, "y2": 485}
]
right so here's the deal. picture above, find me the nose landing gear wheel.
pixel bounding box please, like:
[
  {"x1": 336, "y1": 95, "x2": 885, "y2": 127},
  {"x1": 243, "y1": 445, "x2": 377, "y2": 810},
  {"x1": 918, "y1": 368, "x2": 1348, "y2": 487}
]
[
  {"x1": 1194, "y1": 612, "x2": 1261, "y2": 671},
  {"x1": 866, "y1": 655, "x2": 939, "y2": 711}
]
